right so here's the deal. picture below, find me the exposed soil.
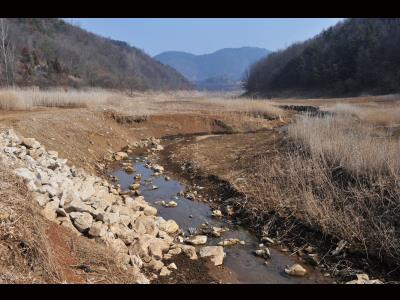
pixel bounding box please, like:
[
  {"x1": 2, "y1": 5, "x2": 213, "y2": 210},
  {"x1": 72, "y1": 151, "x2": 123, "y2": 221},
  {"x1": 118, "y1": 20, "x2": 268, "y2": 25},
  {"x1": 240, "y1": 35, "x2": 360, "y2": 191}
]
[
  {"x1": 46, "y1": 225, "x2": 85, "y2": 283},
  {"x1": 151, "y1": 254, "x2": 237, "y2": 284},
  {"x1": 0, "y1": 108, "x2": 283, "y2": 176}
]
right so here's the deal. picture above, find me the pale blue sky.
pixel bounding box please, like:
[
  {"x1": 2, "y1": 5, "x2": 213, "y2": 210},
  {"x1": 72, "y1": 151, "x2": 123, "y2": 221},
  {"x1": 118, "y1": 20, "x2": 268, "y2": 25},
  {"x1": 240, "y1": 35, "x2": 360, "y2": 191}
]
[{"x1": 67, "y1": 18, "x2": 344, "y2": 56}]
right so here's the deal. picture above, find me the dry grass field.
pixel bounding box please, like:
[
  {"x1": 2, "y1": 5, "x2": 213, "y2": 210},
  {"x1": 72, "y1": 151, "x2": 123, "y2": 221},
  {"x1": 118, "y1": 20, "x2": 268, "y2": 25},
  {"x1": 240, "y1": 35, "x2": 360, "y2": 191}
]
[
  {"x1": 0, "y1": 88, "x2": 285, "y2": 119},
  {"x1": 245, "y1": 109, "x2": 400, "y2": 265}
]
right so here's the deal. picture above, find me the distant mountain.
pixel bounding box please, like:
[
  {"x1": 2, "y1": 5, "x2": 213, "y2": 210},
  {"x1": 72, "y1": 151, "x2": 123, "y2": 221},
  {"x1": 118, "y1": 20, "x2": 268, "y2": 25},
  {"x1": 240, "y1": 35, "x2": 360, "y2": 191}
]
[
  {"x1": 245, "y1": 18, "x2": 400, "y2": 97},
  {"x1": 0, "y1": 18, "x2": 192, "y2": 90},
  {"x1": 154, "y1": 47, "x2": 270, "y2": 90}
]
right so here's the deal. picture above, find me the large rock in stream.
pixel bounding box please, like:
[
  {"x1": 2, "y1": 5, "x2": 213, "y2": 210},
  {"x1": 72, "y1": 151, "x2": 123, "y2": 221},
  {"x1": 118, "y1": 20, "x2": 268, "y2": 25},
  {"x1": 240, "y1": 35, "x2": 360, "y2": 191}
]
[{"x1": 199, "y1": 246, "x2": 225, "y2": 266}]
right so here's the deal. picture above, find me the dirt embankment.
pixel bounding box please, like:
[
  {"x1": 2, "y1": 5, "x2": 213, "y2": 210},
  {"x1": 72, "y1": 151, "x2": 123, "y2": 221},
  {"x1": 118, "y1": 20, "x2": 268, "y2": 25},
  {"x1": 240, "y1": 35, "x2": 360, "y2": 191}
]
[
  {"x1": 0, "y1": 107, "x2": 282, "y2": 284},
  {"x1": 0, "y1": 108, "x2": 282, "y2": 176}
]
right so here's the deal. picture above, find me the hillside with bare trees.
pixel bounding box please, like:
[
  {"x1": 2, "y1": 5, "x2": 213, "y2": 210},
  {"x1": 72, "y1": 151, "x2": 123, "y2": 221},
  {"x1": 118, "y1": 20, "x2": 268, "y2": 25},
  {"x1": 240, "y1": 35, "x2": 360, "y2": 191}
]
[{"x1": 0, "y1": 18, "x2": 192, "y2": 90}]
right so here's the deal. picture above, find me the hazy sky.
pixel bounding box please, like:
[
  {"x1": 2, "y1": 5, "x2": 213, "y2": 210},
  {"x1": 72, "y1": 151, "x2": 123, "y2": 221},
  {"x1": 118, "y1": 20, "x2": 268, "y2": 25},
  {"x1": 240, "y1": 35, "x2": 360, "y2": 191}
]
[{"x1": 68, "y1": 18, "x2": 344, "y2": 56}]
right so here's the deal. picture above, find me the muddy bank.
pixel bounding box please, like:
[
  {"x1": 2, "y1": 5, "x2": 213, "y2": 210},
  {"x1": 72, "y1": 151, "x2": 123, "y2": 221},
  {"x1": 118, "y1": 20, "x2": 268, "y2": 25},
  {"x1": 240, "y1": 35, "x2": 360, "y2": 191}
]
[{"x1": 143, "y1": 131, "x2": 389, "y2": 284}]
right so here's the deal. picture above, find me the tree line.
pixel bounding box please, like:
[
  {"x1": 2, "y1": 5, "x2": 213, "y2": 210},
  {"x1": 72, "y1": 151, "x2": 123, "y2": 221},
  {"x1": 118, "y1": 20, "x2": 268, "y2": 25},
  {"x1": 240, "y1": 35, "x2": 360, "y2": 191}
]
[{"x1": 245, "y1": 18, "x2": 400, "y2": 97}]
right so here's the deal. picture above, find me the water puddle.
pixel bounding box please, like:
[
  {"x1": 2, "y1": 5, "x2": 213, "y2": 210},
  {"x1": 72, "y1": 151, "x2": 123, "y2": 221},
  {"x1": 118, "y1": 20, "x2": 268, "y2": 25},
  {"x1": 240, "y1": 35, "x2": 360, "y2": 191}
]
[{"x1": 110, "y1": 157, "x2": 330, "y2": 284}]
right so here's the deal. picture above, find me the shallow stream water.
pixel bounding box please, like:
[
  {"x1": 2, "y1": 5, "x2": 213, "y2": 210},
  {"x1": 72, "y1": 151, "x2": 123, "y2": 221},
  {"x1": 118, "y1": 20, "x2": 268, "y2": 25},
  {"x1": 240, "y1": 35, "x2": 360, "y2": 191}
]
[{"x1": 110, "y1": 157, "x2": 330, "y2": 284}]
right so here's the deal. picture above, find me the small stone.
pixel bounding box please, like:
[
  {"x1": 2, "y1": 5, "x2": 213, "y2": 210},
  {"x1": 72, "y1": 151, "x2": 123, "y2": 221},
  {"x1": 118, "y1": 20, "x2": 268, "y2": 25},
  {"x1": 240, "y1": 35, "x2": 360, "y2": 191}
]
[
  {"x1": 180, "y1": 245, "x2": 198, "y2": 260},
  {"x1": 97, "y1": 212, "x2": 119, "y2": 225},
  {"x1": 14, "y1": 168, "x2": 35, "y2": 182},
  {"x1": 151, "y1": 164, "x2": 164, "y2": 173},
  {"x1": 185, "y1": 235, "x2": 207, "y2": 245},
  {"x1": 209, "y1": 226, "x2": 228, "y2": 237},
  {"x1": 163, "y1": 201, "x2": 177, "y2": 208},
  {"x1": 130, "y1": 183, "x2": 141, "y2": 190},
  {"x1": 42, "y1": 199, "x2": 60, "y2": 221},
  {"x1": 159, "y1": 266, "x2": 171, "y2": 276},
  {"x1": 211, "y1": 210, "x2": 222, "y2": 218},
  {"x1": 345, "y1": 273, "x2": 383, "y2": 284},
  {"x1": 159, "y1": 220, "x2": 179, "y2": 234},
  {"x1": 167, "y1": 247, "x2": 182, "y2": 256},
  {"x1": 226, "y1": 205, "x2": 234, "y2": 216},
  {"x1": 304, "y1": 245, "x2": 315, "y2": 253},
  {"x1": 148, "y1": 238, "x2": 170, "y2": 260},
  {"x1": 56, "y1": 207, "x2": 68, "y2": 217},
  {"x1": 167, "y1": 263, "x2": 177, "y2": 270},
  {"x1": 199, "y1": 246, "x2": 225, "y2": 266},
  {"x1": 218, "y1": 238, "x2": 241, "y2": 246},
  {"x1": 124, "y1": 166, "x2": 134, "y2": 173},
  {"x1": 152, "y1": 144, "x2": 164, "y2": 151},
  {"x1": 32, "y1": 192, "x2": 50, "y2": 207},
  {"x1": 21, "y1": 138, "x2": 40, "y2": 149},
  {"x1": 147, "y1": 259, "x2": 164, "y2": 271},
  {"x1": 143, "y1": 205, "x2": 157, "y2": 216},
  {"x1": 254, "y1": 248, "x2": 271, "y2": 259},
  {"x1": 48, "y1": 150, "x2": 58, "y2": 159},
  {"x1": 88, "y1": 221, "x2": 107, "y2": 237},
  {"x1": 70, "y1": 212, "x2": 93, "y2": 233},
  {"x1": 115, "y1": 152, "x2": 128, "y2": 161},
  {"x1": 284, "y1": 264, "x2": 307, "y2": 277}
]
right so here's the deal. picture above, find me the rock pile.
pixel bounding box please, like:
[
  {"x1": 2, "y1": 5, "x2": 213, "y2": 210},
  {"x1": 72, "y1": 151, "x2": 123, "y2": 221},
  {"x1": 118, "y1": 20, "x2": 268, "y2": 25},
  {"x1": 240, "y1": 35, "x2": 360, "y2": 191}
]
[{"x1": 0, "y1": 129, "x2": 196, "y2": 283}]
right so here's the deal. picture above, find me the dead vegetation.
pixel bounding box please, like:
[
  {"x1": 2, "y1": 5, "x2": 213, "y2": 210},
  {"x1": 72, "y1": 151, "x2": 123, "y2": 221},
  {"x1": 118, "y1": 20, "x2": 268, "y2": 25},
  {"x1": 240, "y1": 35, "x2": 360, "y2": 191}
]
[
  {"x1": 0, "y1": 87, "x2": 286, "y2": 121},
  {"x1": 0, "y1": 87, "x2": 129, "y2": 110},
  {"x1": 240, "y1": 108, "x2": 400, "y2": 275},
  {"x1": 331, "y1": 102, "x2": 400, "y2": 126},
  {"x1": 0, "y1": 160, "x2": 61, "y2": 283}
]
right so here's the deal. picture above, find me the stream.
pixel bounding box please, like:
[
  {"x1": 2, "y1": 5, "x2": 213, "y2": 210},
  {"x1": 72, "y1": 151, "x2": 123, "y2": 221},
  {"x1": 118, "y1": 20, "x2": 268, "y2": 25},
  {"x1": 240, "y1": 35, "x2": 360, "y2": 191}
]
[{"x1": 110, "y1": 157, "x2": 330, "y2": 284}]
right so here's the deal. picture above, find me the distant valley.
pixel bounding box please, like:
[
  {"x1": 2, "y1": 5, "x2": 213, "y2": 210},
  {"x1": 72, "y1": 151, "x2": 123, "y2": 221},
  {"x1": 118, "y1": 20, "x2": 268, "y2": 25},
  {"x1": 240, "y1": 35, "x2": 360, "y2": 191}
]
[{"x1": 154, "y1": 47, "x2": 270, "y2": 91}]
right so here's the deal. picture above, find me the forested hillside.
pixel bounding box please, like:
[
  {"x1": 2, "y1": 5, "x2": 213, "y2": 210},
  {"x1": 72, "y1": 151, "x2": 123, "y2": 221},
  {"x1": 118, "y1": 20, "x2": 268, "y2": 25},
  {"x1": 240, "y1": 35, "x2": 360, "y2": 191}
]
[
  {"x1": 245, "y1": 18, "x2": 400, "y2": 97},
  {"x1": 0, "y1": 18, "x2": 192, "y2": 90}
]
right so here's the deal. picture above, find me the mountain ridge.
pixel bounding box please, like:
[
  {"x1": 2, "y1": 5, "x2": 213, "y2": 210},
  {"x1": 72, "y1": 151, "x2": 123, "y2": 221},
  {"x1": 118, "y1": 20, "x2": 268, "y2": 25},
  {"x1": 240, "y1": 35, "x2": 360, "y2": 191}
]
[{"x1": 154, "y1": 47, "x2": 270, "y2": 89}]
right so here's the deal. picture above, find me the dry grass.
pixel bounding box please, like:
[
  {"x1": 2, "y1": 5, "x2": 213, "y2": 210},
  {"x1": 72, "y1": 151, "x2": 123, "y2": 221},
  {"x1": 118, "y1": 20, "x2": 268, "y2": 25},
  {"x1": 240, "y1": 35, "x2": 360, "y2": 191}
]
[
  {"x1": 0, "y1": 88, "x2": 286, "y2": 122},
  {"x1": 330, "y1": 103, "x2": 400, "y2": 126},
  {"x1": 241, "y1": 111, "x2": 400, "y2": 270},
  {"x1": 0, "y1": 160, "x2": 62, "y2": 283},
  {"x1": 107, "y1": 89, "x2": 286, "y2": 118},
  {"x1": 288, "y1": 114, "x2": 400, "y2": 175},
  {"x1": 0, "y1": 87, "x2": 129, "y2": 110}
]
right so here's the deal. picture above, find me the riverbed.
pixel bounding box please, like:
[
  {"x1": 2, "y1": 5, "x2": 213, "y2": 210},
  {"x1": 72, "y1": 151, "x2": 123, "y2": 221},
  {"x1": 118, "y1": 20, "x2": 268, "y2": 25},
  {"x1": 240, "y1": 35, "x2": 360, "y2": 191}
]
[{"x1": 110, "y1": 157, "x2": 331, "y2": 284}]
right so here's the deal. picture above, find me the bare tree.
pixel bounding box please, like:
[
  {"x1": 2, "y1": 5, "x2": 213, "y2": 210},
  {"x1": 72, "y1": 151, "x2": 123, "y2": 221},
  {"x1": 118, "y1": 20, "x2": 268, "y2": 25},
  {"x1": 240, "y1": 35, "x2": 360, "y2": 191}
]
[{"x1": 0, "y1": 18, "x2": 15, "y2": 86}]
